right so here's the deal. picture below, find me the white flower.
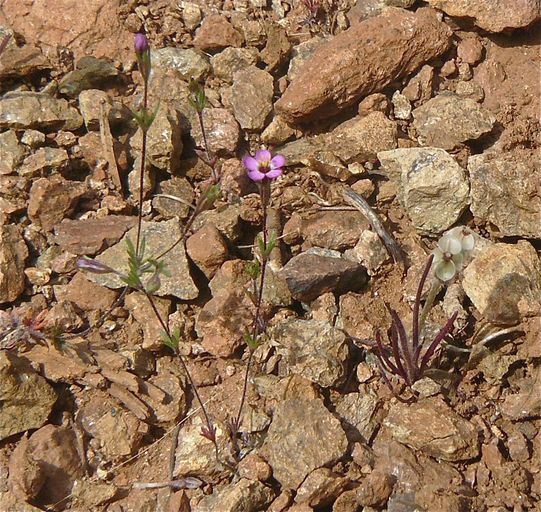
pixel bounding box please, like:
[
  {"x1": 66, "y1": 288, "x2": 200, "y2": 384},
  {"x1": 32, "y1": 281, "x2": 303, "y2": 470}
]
[{"x1": 432, "y1": 227, "x2": 476, "y2": 282}]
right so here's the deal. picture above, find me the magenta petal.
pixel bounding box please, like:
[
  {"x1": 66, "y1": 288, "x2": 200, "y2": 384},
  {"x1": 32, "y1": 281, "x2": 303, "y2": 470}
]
[
  {"x1": 270, "y1": 154, "x2": 285, "y2": 169},
  {"x1": 248, "y1": 169, "x2": 266, "y2": 182},
  {"x1": 265, "y1": 168, "x2": 282, "y2": 179},
  {"x1": 242, "y1": 155, "x2": 259, "y2": 172},
  {"x1": 255, "y1": 149, "x2": 271, "y2": 162}
]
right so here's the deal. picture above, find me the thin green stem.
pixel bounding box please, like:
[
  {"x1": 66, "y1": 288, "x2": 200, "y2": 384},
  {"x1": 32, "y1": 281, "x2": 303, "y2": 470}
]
[
  {"x1": 135, "y1": 79, "x2": 149, "y2": 258},
  {"x1": 143, "y1": 290, "x2": 219, "y2": 461},
  {"x1": 233, "y1": 181, "x2": 271, "y2": 446}
]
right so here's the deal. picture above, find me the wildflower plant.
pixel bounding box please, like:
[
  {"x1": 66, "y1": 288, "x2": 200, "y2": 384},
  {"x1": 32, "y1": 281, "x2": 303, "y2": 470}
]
[
  {"x1": 374, "y1": 255, "x2": 458, "y2": 399},
  {"x1": 78, "y1": 33, "x2": 223, "y2": 464},
  {"x1": 229, "y1": 148, "x2": 285, "y2": 454}
]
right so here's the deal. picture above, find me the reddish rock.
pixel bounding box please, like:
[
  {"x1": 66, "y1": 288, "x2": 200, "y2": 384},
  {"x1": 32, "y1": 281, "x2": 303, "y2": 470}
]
[
  {"x1": 0, "y1": 44, "x2": 50, "y2": 80},
  {"x1": 0, "y1": 0, "x2": 133, "y2": 62},
  {"x1": 193, "y1": 14, "x2": 243, "y2": 51},
  {"x1": 54, "y1": 215, "x2": 136, "y2": 255},
  {"x1": 279, "y1": 252, "x2": 368, "y2": 303},
  {"x1": 62, "y1": 272, "x2": 118, "y2": 312},
  {"x1": 28, "y1": 175, "x2": 86, "y2": 231},
  {"x1": 196, "y1": 289, "x2": 254, "y2": 357},
  {"x1": 8, "y1": 424, "x2": 84, "y2": 507},
  {"x1": 457, "y1": 36, "x2": 484, "y2": 65},
  {"x1": 275, "y1": 8, "x2": 451, "y2": 122},
  {"x1": 356, "y1": 469, "x2": 394, "y2": 507},
  {"x1": 0, "y1": 225, "x2": 28, "y2": 303},
  {"x1": 186, "y1": 223, "x2": 229, "y2": 279},
  {"x1": 238, "y1": 453, "x2": 273, "y2": 482},
  {"x1": 426, "y1": 0, "x2": 540, "y2": 32}
]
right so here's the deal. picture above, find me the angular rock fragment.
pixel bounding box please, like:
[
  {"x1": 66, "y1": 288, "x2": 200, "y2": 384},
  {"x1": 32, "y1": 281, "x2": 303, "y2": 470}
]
[
  {"x1": 8, "y1": 424, "x2": 84, "y2": 506},
  {"x1": 211, "y1": 47, "x2": 258, "y2": 82},
  {"x1": 295, "y1": 468, "x2": 348, "y2": 508},
  {"x1": 426, "y1": 0, "x2": 541, "y2": 32},
  {"x1": 193, "y1": 479, "x2": 275, "y2": 512},
  {"x1": 0, "y1": 44, "x2": 50, "y2": 79},
  {"x1": 0, "y1": 92, "x2": 83, "y2": 131},
  {"x1": 262, "y1": 399, "x2": 348, "y2": 489},
  {"x1": 0, "y1": 130, "x2": 26, "y2": 175},
  {"x1": 412, "y1": 93, "x2": 495, "y2": 149},
  {"x1": 151, "y1": 47, "x2": 210, "y2": 80},
  {"x1": 231, "y1": 66, "x2": 274, "y2": 130},
  {"x1": 89, "y1": 219, "x2": 198, "y2": 300},
  {"x1": 174, "y1": 419, "x2": 232, "y2": 478},
  {"x1": 283, "y1": 211, "x2": 369, "y2": 251},
  {"x1": 378, "y1": 147, "x2": 470, "y2": 234},
  {"x1": 186, "y1": 223, "x2": 229, "y2": 279},
  {"x1": 62, "y1": 272, "x2": 118, "y2": 312},
  {"x1": 273, "y1": 319, "x2": 349, "y2": 388},
  {"x1": 462, "y1": 241, "x2": 541, "y2": 325},
  {"x1": 193, "y1": 14, "x2": 243, "y2": 51},
  {"x1": 325, "y1": 112, "x2": 398, "y2": 163},
  {"x1": 0, "y1": 351, "x2": 57, "y2": 440},
  {"x1": 190, "y1": 107, "x2": 240, "y2": 154},
  {"x1": 0, "y1": 0, "x2": 133, "y2": 61},
  {"x1": 130, "y1": 106, "x2": 183, "y2": 173},
  {"x1": 18, "y1": 147, "x2": 69, "y2": 178},
  {"x1": 384, "y1": 397, "x2": 480, "y2": 461},
  {"x1": 279, "y1": 250, "x2": 368, "y2": 302},
  {"x1": 28, "y1": 175, "x2": 86, "y2": 231},
  {"x1": 54, "y1": 215, "x2": 137, "y2": 255},
  {"x1": 275, "y1": 8, "x2": 451, "y2": 122},
  {"x1": 195, "y1": 288, "x2": 254, "y2": 357},
  {"x1": 468, "y1": 151, "x2": 541, "y2": 238},
  {"x1": 77, "y1": 390, "x2": 147, "y2": 460},
  {"x1": 0, "y1": 225, "x2": 28, "y2": 304},
  {"x1": 58, "y1": 56, "x2": 119, "y2": 98}
]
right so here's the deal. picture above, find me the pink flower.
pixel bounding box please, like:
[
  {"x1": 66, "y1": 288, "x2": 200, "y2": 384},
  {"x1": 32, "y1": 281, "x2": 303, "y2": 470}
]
[
  {"x1": 243, "y1": 149, "x2": 285, "y2": 182},
  {"x1": 134, "y1": 33, "x2": 150, "y2": 55}
]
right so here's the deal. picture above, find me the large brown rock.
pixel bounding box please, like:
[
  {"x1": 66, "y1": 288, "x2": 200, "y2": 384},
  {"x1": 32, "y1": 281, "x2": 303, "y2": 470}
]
[
  {"x1": 426, "y1": 0, "x2": 541, "y2": 32},
  {"x1": 275, "y1": 8, "x2": 451, "y2": 122},
  {"x1": 0, "y1": 0, "x2": 132, "y2": 62}
]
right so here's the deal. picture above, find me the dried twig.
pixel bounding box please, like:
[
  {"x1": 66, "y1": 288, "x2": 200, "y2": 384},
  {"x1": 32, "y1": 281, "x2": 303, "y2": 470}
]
[{"x1": 342, "y1": 188, "x2": 404, "y2": 266}]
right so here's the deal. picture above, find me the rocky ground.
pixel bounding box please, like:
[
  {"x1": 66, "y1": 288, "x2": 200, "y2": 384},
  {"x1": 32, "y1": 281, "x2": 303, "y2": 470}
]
[{"x1": 0, "y1": 0, "x2": 540, "y2": 511}]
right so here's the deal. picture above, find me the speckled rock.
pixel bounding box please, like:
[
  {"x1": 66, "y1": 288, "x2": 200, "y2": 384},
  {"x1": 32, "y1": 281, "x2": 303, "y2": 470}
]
[
  {"x1": 89, "y1": 219, "x2": 198, "y2": 300},
  {"x1": 18, "y1": 147, "x2": 69, "y2": 177},
  {"x1": 0, "y1": 92, "x2": 82, "y2": 131},
  {"x1": 0, "y1": 351, "x2": 57, "y2": 440},
  {"x1": 295, "y1": 468, "x2": 349, "y2": 508},
  {"x1": 190, "y1": 107, "x2": 240, "y2": 154},
  {"x1": 0, "y1": 226, "x2": 28, "y2": 304},
  {"x1": 262, "y1": 399, "x2": 348, "y2": 489},
  {"x1": 193, "y1": 479, "x2": 275, "y2": 512},
  {"x1": 412, "y1": 92, "x2": 495, "y2": 150},
  {"x1": 324, "y1": 112, "x2": 398, "y2": 164},
  {"x1": 231, "y1": 66, "x2": 273, "y2": 130},
  {"x1": 0, "y1": 130, "x2": 26, "y2": 175},
  {"x1": 130, "y1": 106, "x2": 183, "y2": 173},
  {"x1": 378, "y1": 147, "x2": 470, "y2": 235},
  {"x1": 151, "y1": 47, "x2": 210, "y2": 81},
  {"x1": 211, "y1": 47, "x2": 258, "y2": 82},
  {"x1": 426, "y1": 0, "x2": 541, "y2": 32},
  {"x1": 384, "y1": 397, "x2": 480, "y2": 461},
  {"x1": 462, "y1": 241, "x2": 541, "y2": 325},
  {"x1": 469, "y1": 151, "x2": 541, "y2": 238},
  {"x1": 273, "y1": 319, "x2": 349, "y2": 388}
]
